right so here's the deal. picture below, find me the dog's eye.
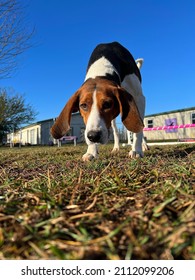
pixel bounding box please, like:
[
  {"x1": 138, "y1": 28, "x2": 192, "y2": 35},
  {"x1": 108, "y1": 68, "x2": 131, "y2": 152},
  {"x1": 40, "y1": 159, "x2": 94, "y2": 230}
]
[
  {"x1": 102, "y1": 100, "x2": 112, "y2": 110},
  {"x1": 80, "y1": 103, "x2": 88, "y2": 111}
]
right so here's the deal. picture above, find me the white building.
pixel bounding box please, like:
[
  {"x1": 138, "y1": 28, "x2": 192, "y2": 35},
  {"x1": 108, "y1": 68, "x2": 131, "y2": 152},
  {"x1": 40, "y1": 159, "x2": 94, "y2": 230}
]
[
  {"x1": 7, "y1": 113, "x2": 85, "y2": 146},
  {"x1": 144, "y1": 107, "x2": 195, "y2": 141}
]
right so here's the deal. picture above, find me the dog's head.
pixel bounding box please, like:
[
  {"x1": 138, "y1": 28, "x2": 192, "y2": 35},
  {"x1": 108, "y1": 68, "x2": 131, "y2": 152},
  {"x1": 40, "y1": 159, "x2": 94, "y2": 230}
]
[{"x1": 50, "y1": 78, "x2": 143, "y2": 144}]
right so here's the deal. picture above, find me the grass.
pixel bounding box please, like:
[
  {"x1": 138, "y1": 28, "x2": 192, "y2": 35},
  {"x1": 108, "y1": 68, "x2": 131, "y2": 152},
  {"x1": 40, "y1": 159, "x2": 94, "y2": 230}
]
[{"x1": 0, "y1": 143, "x2": 194, "y2": 260}]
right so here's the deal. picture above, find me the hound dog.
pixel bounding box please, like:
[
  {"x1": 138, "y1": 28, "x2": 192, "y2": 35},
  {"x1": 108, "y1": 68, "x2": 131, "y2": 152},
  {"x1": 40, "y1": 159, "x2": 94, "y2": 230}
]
[{"x1": 51, "y1": 42, "x2": 147, "y2": 161}]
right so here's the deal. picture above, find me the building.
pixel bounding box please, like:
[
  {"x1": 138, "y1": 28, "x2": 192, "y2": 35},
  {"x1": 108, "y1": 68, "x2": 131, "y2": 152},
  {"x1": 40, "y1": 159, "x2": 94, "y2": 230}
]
[
  {"x1": 7, "y1": 113, "x2": 85, "y2": 146},
  {"x1": 144, "y1": 107, "x2": 195, "y2": 141},
  {"x1": 7, "y1": 107, "x2": 195, "y2": 146}
]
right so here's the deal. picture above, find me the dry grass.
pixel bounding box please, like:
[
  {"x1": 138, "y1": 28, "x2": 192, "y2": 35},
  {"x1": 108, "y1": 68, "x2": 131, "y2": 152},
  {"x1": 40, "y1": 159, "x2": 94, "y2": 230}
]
[{"x1": 0, "y1": 143, "x2": 194, "y2": 260}]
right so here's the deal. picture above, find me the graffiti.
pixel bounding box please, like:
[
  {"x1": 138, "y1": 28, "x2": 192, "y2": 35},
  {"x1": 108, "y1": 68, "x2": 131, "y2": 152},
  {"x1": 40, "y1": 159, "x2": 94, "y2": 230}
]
[{"x1": 165, "y1": 118, "x2": 178, "y2": 133}]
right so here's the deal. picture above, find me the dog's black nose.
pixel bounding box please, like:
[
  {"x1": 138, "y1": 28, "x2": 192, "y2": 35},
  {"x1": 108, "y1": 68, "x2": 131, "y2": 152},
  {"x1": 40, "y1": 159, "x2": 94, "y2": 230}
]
[{"x1": 87, "y1": 130, "x2": 102, "y2": 142}]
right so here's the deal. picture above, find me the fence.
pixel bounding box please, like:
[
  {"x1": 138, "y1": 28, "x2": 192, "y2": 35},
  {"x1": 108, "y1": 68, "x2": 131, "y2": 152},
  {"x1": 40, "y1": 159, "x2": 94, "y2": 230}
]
[
  {"x1": 143, "y1": 123, "x2": 195, "y2": 131},
  {"x1": 118, "y1": 123, "x2": 195, "y2": 143}
]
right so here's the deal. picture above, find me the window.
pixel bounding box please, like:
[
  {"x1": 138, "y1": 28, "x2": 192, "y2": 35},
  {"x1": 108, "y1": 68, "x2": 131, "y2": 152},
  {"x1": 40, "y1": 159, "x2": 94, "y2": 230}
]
[
  {"x1": 37, "y1": 127, "x2": 40, "y2": 144},
  {"x1": 192, "y1": 113, "x2": 195, "y2": 124},
  {"x1": 27, "y1": 130, "x2": 29, "y2": 143},
  {"x1": 30, "y1": 129, "x2": 35, "y2": 144},
  {"x1": 147, "y1": 119, "x2": 153, "y2": 128}
]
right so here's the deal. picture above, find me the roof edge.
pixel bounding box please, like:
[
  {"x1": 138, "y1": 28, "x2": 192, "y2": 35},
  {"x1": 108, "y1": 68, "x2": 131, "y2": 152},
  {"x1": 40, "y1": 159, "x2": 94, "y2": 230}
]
[{"x1": 145, "y1": 106, "x2": 195, "y2": 118}]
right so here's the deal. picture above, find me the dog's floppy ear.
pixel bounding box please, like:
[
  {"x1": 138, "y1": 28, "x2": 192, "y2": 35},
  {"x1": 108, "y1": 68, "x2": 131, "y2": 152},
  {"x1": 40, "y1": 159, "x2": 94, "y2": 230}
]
[
  {"x1": 114, "y1": 87, "x2": 144, "y2": 133},
  {"x1": 50, "y1": 90, "x2": 80, "y2": 139}
]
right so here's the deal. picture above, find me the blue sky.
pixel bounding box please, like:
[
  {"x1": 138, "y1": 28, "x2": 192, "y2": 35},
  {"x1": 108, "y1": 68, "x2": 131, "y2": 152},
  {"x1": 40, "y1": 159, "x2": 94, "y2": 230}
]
[{"x1": 1, "y1": 0, "x2": 195, "y2": 122}]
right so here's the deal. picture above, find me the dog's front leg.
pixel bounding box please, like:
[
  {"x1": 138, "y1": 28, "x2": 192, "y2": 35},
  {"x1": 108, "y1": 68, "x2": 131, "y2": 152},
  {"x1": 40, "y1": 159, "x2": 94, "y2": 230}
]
[
  {"x1": 111, "y1": 119, "x2": 120, "y2": 154},
  {"x1": 82, "y1": 143, "x2": 98, "y2": 161},
  {"x1": 129, "y1": 131, "x2": 144, "y2": 158}
]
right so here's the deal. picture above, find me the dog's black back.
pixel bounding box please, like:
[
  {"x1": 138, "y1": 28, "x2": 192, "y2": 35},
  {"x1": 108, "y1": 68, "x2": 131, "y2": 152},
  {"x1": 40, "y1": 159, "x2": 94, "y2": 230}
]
[{"x1": 86, "y1": 42, "x2": 141, "y2": 84}]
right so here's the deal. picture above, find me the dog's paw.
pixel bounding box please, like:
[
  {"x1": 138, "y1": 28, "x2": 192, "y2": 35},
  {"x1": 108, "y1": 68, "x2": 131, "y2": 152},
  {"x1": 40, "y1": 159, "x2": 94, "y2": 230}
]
[
  {"x1": 142, "y1": 143, "x2": 149, "y2": 151},
  {"x1": 111, "y1": 147, "x2": 120, "y2": 154},
  {"x1": 129, "y1": 150, "x2": 144, "y2": 158},
  {"x1": 82, "y1": 153, "x2": 95, "y2": 162}
]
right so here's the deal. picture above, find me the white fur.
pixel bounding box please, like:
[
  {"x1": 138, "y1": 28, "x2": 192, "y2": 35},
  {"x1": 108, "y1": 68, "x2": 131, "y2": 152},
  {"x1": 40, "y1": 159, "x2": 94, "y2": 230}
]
[
  {"x1": 111, "y1": 119, "x2": 120, "y2": 153},
  {"x1": 135, "y1": 58, "x2": 144, "y2": 69},
  {"x1": 85, "y1": 90, "x2": 108, "y2": 144},
  {"x1": 82, "y1": 143, "x2": 98, "y2": 161},
  {"x1": 82, "y1": 90, "x2": 108, "y2": 161},
  {"x1": 85, "y1": 57, "x2": 120, "y2": 82}
]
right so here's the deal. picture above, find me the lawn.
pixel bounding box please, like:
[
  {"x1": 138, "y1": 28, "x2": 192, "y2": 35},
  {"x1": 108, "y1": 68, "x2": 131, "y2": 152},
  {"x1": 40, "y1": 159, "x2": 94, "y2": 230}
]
[{"x1": 0, "y1": 143, "x2": 194, "y2": 260}]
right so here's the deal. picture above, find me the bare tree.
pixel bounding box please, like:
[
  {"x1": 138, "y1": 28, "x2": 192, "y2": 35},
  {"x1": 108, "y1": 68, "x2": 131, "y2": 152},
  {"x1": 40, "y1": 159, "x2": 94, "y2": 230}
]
[
  {"x1": 0, "y1": 0, "x2": 33, "y2": 79},
  {"x1": 0, "y1": 87, "x2": 37, "y2": 143}
]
